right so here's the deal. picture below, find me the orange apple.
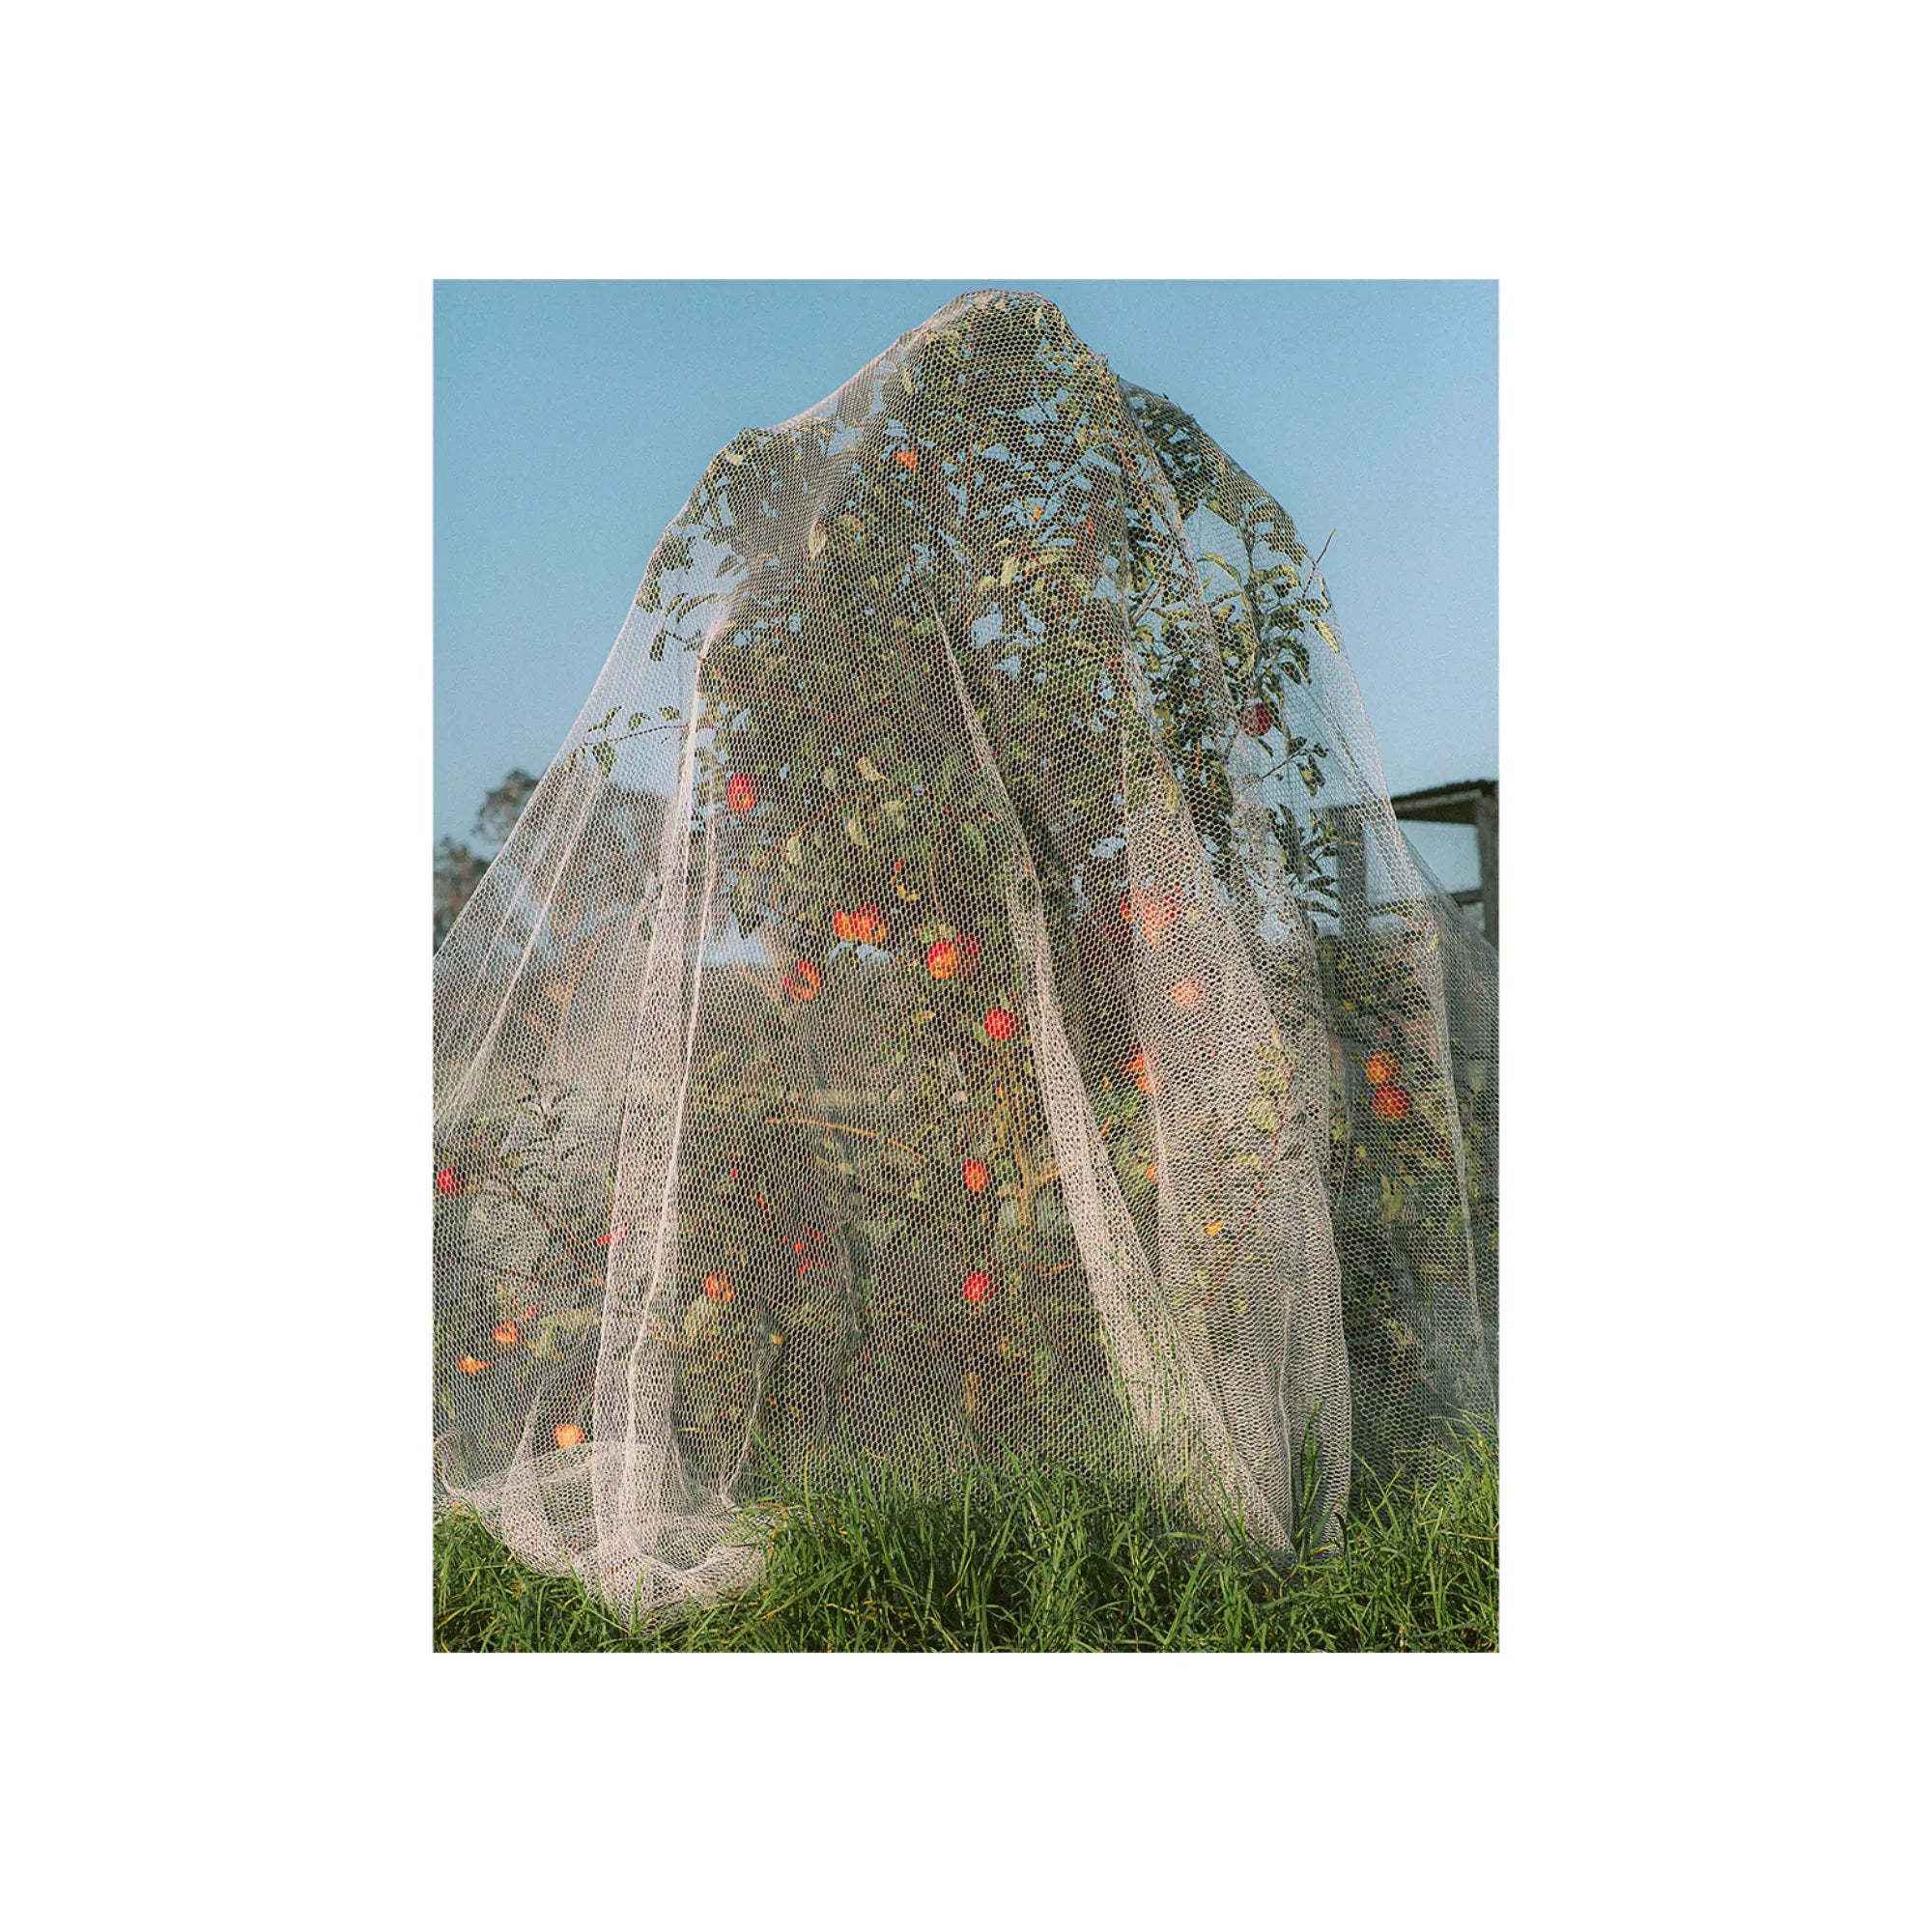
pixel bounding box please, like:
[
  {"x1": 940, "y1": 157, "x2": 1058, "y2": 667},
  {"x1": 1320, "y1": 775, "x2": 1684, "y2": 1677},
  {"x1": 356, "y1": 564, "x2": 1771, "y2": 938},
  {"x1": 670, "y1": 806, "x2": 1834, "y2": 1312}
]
[
  {"x1": 834, "y1": 904, "x2": 888, "y2": 946},
  {"x1": 1120, "y1": 888, "x2": 1179, "y2": 937},
  {"x1": 554, "y1": 1424, "x2": 586, "y2": 1449},
  {"x1": 962, "y1": 1158, "x2": 990, "y2": 1192}
]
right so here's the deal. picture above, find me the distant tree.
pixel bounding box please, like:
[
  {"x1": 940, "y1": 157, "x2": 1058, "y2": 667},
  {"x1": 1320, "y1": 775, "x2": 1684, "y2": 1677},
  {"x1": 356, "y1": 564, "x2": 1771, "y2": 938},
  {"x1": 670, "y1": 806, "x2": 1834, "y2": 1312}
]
[{"x1": 435, "y1": 767, "x2": 539, "y2": 948}]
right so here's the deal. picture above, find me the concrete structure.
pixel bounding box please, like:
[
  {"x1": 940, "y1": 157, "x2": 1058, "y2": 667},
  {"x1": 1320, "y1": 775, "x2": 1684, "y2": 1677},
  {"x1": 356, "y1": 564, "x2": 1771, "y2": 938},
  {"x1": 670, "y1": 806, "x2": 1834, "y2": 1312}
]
[{"x1": 1390, "y1": 779, "x2": 1497, "y2": 945}]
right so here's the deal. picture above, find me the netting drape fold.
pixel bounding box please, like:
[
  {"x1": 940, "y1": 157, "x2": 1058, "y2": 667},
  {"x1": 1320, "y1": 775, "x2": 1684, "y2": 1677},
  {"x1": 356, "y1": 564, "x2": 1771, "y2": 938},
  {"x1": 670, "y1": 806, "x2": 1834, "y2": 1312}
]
[{"x1": 434, "y1": 290, "x2": 1496, "y2": 1622}]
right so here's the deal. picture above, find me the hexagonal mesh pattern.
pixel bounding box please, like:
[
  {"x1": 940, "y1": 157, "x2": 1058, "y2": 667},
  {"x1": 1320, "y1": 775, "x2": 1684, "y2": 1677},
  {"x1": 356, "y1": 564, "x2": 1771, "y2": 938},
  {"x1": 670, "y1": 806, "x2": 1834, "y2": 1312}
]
[{"x1": 434, "y1": 291, "x2": 1496, "y2": 1624}]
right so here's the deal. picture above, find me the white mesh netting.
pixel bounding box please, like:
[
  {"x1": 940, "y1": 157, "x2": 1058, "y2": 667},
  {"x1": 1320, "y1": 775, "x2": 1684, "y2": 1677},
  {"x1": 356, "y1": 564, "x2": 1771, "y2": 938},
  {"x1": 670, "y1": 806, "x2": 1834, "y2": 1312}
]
[{"x1": 434, "y1": 290, "x2": 1497, "y2": 1623}]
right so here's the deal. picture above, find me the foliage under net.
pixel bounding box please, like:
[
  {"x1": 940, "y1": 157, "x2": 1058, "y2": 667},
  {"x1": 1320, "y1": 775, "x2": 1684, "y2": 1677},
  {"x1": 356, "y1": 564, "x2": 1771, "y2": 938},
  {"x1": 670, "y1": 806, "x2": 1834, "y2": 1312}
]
[{"x1": 434, "y1": 290, "x2": 1497, "y2": 1625}]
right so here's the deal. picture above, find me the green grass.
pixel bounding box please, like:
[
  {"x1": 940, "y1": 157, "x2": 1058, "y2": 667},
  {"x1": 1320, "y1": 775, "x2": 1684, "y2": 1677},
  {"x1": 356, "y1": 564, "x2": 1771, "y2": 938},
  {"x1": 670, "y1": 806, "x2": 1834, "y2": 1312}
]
[{"x1": 433, "y1": 1431, "x2": 1497, "y2": 1652}]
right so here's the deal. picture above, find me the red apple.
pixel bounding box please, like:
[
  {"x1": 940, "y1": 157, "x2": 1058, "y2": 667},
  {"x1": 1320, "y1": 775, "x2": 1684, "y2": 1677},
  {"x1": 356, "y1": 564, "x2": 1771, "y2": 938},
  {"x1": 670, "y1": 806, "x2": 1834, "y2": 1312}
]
[
  {"x1": 725, "y1": 773, "x2": 758, "y2": 814},
  {"x1": 962, "y1": 1158, "x2": 990, "y2": 1192},
  {"x1": 1371, "y1": 1082, "x2": 1411, "y2": 1122},
  {"x1": 961, "y1": 1270, "x2": 993, "y2": 1303},
  {"x1": 436, "y1": 1167, "x2": 462, "y2": 1195},
  {"x1": 983, "y1": 1008, "x2": 1017, "y2": 1042}
]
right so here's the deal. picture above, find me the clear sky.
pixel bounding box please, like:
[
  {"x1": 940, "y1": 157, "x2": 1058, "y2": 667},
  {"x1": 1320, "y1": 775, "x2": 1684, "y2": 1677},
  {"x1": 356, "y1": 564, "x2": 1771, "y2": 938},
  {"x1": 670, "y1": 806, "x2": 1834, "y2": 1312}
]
[{"x1": 435, "y1": 280, "x2": 1496, "y2": 886}]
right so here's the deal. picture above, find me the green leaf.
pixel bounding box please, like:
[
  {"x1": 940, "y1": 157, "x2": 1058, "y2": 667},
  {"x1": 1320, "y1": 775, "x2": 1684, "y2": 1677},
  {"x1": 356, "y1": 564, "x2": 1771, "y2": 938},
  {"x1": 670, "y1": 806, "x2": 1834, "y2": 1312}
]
[
  {"x1": 591, "y1": 741, "x2": 616, "y2": 779},
  {"x1": 844, "y1": 813, "x2": 870, "y2": 848}
]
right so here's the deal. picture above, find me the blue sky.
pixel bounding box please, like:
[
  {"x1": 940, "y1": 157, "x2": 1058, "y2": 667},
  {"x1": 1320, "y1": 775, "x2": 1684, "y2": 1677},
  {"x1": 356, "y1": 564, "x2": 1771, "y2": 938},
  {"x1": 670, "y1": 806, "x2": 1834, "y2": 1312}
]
[{"x1": 435, "y1": 280, "x2": 1496, "y2": 886}]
